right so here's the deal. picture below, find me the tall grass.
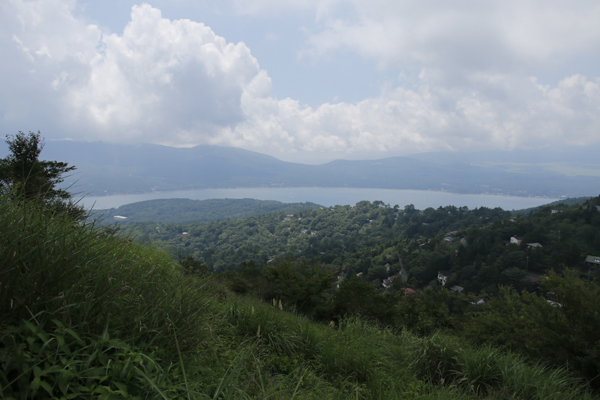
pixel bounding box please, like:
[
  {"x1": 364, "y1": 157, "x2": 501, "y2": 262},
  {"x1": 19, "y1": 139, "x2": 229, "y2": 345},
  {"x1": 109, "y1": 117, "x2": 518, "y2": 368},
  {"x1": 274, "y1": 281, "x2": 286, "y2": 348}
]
[
  {"x1": 223, "y1": 297, "x2": 597, "y2": 399},
  {"x1": 0, "y1": 194, "x2": 215, "y2": 354},
  {"x1": 0, "y1": 193, "x2": 221, "y2": 398}
]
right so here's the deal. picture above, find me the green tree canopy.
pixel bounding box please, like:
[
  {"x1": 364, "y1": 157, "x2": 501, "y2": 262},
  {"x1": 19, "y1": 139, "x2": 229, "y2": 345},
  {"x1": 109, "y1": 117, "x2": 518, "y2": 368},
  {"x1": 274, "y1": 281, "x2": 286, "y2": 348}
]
[{"x1": 0, "y1": 131, "x2": 83, "y2": 218}]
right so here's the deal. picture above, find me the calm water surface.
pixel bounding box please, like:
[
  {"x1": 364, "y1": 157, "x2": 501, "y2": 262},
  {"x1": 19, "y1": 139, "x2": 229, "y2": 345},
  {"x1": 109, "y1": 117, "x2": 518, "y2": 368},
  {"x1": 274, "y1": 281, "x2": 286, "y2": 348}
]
[{"x1": 80, "y1": 187, "x2": 558, "y2": 211}]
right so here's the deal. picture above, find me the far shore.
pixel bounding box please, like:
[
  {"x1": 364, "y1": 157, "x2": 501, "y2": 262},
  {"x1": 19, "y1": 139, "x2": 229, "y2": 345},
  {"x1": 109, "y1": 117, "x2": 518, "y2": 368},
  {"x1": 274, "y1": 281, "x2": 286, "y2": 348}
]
[{"x1": 77, "y1": 187, "x2": 567, "y2": 212}]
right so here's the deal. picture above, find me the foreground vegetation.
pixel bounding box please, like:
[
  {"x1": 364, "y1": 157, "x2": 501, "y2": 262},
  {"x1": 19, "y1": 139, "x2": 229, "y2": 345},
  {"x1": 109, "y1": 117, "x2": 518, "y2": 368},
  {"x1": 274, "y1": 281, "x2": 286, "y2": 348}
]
[
  {"x1": 2, "y1": 193, "x2": 598, "y2": 399},
  {"x1": 2, "y1": 133, "x2": 599, "y2": 398}
]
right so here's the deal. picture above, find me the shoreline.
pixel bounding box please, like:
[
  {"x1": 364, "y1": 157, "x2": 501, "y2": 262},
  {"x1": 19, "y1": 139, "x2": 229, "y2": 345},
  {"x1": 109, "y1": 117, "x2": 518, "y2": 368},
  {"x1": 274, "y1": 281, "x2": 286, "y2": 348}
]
[
  {"x1": 78, "y1": 187, "x2": 569, "y2": 212},
  {"x1": 80, "y1": 186, "x2": 565, "y2": 200}
]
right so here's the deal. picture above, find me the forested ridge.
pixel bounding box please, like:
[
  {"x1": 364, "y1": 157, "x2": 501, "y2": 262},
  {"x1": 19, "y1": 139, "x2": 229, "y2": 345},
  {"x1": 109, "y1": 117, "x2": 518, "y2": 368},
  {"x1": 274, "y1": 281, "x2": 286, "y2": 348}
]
[
  {"x1": 94, "y1": 198, "x2": 323, "y2": 224},
  {"x1": 127, "y1": 197, "x2": 600, "y2": 291}
]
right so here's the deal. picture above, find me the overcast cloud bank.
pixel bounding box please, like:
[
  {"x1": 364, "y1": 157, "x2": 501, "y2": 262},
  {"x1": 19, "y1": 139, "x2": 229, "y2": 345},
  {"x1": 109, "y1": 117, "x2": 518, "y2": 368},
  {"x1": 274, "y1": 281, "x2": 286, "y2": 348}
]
[{"x1": 1, "y1": 0, "x2": 599, "y2": 163}]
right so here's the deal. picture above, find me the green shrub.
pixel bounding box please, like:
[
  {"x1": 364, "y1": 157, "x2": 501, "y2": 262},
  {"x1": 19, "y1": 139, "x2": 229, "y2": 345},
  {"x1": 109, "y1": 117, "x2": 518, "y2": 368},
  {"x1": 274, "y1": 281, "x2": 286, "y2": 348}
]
[
  {"x1": 410, "y1": 333, "x2": 463, "y2": 384},
  {"x1": 0, "y1": 319, "x2": 169, "y2": 399}
]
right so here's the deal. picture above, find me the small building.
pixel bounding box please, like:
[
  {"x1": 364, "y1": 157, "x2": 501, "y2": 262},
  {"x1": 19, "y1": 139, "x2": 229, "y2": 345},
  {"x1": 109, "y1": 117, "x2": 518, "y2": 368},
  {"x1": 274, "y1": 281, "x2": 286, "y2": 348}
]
[
  {"x1": 438, "y1": 271, "x2": 452, "y2": 286},
  {"x1": 585, "y1": 255, "x2": 600, "y2": 267},
  {"x1": 449, "y1": 285, "x2": 464, "y2": 293},
  {"x1": 113, "y1": 215, "x2": 127, "y2": 221},
  {"x1": 336, "y1": 274, "x2": 345, "y2": 289},
  {"x1": 527, "y1": 243, "x2": 543, "y2": 249},
  {"x1": 510, "y1": 236, "x2": 523, "y2": 245},
  {"x1": 382, "y1": 275, "x2": 397, "y2": 289}
]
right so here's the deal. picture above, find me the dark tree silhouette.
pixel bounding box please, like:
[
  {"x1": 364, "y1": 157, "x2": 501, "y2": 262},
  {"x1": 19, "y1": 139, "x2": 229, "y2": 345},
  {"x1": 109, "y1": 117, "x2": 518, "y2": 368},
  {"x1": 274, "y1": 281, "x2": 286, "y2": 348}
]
[{"x1": 0, "y1": 131, "x2": 83, "y2": 218}]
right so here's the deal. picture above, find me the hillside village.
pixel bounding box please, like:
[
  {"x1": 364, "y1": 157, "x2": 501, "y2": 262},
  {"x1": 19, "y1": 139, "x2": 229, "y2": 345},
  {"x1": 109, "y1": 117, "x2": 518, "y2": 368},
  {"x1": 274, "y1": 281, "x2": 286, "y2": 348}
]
[{"x1": 127, "y1": 197, "x2": 600, "y2": 298}]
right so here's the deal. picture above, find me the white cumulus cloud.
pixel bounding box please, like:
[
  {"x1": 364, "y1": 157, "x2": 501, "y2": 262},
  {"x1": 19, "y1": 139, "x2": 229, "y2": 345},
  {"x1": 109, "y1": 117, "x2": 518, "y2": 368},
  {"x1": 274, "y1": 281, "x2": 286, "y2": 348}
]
[
  {"x1": 222, "y1": 71, "x2": 600, "y2": 162},
  {"x1": 1, "y1": 1, "x2": 265, "y2": 145},
  {"x1": 1, "y1": 0, "x2": 599, "y2": 163}
]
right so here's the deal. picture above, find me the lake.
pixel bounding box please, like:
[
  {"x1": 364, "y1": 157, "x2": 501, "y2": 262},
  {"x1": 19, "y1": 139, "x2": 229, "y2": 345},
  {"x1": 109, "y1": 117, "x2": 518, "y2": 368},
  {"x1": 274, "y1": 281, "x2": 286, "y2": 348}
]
[{"x1": 79, "y1": 187, "x2": 559, "y2": 211}]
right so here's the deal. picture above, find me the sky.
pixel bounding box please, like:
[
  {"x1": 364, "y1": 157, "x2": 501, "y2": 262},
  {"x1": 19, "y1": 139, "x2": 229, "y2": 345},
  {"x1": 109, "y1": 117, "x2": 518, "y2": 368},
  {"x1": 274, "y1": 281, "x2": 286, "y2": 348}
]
[{"x1": 1, "y1": 0, "x2": 599, "y2": 164}]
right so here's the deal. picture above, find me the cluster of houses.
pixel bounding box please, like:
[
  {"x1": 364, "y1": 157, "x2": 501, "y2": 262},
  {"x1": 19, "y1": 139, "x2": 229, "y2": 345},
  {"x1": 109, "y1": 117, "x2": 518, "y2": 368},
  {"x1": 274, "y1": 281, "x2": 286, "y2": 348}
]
[
  {"x1": 340, "y1": 204, "x2": 600, "y2": 299},
  {"x1": 505, "y1": 236, "x2": 543, "y2": 249},
  {"x1": 282, "y1": 214, "x2": 318, "y2": 235},
  {"x1": 443, "y1": 231, "x2": 458, "y2": 243},
  {"x1": 435, "y1": 251, "x2": 600, "y2": 295}
]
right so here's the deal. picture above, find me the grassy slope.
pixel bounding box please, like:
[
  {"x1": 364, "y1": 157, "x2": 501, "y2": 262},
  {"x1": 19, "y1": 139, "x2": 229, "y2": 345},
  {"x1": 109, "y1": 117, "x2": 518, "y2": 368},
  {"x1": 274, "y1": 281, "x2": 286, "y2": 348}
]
[{"x1": 0, "y1": 194, "x2": 596, "y2": 399}]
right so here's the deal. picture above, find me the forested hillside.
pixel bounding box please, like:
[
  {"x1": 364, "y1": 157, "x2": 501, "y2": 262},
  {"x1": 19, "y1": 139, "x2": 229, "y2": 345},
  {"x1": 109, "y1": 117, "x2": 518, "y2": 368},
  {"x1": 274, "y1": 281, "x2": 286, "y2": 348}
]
[
  {"x1": 127, "y1": 197, "x2": 600, "y2": 292},
  {"x1": 119, "y1": 196, "x2": 600, "y2": 390},
  {"x1": 94, "y1": 198, "x2": 322, "y2": 224},
  {"x1": 513, "y1": 196, "x2": 592, "y2": 214}
]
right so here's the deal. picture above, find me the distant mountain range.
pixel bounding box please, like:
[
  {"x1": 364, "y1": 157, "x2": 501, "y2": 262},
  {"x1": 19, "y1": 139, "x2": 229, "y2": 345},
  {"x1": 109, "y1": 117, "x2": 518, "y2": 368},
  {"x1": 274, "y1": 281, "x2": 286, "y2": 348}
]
[{"x1": 1, "y1": 141, "x2": 598, "y2": 198}]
